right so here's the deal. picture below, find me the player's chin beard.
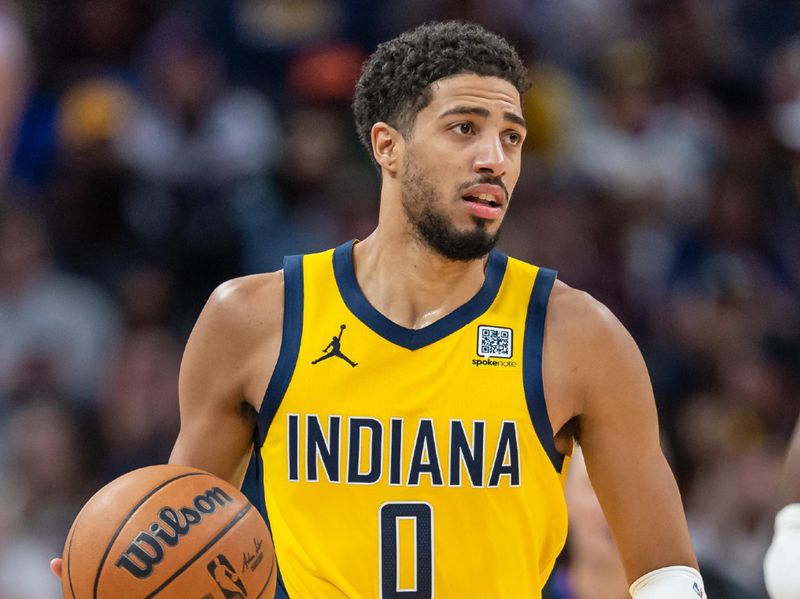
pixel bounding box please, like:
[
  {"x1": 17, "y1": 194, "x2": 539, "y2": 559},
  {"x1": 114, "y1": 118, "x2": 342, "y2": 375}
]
[{"x1": 400, "y1": 155, "x2": 500, "y2": 262}]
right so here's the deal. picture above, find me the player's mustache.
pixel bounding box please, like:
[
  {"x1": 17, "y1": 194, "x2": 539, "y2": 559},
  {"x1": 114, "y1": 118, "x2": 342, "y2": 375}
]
[{"x1": 459, "y1": 176, "x2": 509, "y2": 202}]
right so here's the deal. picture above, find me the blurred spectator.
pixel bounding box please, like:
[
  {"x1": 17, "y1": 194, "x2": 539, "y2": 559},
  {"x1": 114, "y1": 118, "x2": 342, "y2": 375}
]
[
  {"x1": 47, "y1": 76, "x2": 139, "y2": 281},
  {"x1": 114, "y1": 263, "x2": 177, "y2": 329},
  {"x1": 544, "y1": 447, "x2": 760, "y2": 599},
  {"x1": 0, "y1": 2, "x2": 31, "y2": 184},
  {"x1": 688, "y1": 441, "x2": 784, "y2": 594},
  {"x1": 0, "y1": 398, "x2": 96, "y2": 599},
  {"x1": 117, "y1": 14, "x2": 280, "y2": 186},
  {"x1": 0, "y1": 208, "x2": 121, "y2": 403},
  {"x1": 520, "y1": 63, "x2": 578, "y2": 167},
  {"x1": 97, "y1": 326, "x2": 182, "y2": 479},
  {"x1": 525, "y1": 0, "x2": 637, "y2": 68},
  {"x1": 734, "y1": 0, "x2": 800, "y2": 75},
  {"x1": 671, "y1": 167, "x2": 795, "y2": 297},
  {"x1": 37, "y1": 0, "x2": 158, "y2": 78},
  {"x1": 569, "y1": 39, "x2": 715, "y2": 217},
  {"x1": 205, "y1": 0, "x2": 382, "y2": 85},
  {"x1": 115, "y1": 12, "x2": 283, "y2": 303},
  {"x1": 767, "y1": 37, "x2": 800, "y2": 152},
  {"x1": 498, "y1": 177, "x2": 628, "y2": 318},
  {"x1": 287, "y1": 42, "x2": 365, "y2": 104},
  {"x1": 273, "y1": 103, "x2": 377, "y2": 254},
  {"x1": 231, "y1": 0, "x2": 344, "y2": 49},
  {"x1": 765, "y1": 36, "x2": 800, "y2": 287}
]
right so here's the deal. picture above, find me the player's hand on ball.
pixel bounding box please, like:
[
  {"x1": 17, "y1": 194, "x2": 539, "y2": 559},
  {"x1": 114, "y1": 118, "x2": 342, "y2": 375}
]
[{"x1": 59, "y1": 465, "x2": 275, "y2": 598}]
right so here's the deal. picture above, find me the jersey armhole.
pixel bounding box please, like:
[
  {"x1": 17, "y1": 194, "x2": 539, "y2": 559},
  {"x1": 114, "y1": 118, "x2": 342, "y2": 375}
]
[
  {"x1": 242, "y1": 256, "x2": 300, "y2": 599},
  {"x1": 256, "y1": 254, "x2": 305, "y2": 447},
  {"x1": 522, "y1": 267, "x2": 564, "y2": 473}
]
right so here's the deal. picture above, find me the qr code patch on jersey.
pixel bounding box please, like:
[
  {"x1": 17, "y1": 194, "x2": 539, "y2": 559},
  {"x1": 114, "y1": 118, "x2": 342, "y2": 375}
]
[{"x1": 477, "y1": 325, "x2": 513, "y2": 358}]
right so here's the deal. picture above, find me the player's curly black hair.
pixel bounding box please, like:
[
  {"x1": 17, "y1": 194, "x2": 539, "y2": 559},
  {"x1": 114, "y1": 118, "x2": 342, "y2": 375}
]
[{"x1": 352, "y1": 21, "x2": 529, "y2": 163}]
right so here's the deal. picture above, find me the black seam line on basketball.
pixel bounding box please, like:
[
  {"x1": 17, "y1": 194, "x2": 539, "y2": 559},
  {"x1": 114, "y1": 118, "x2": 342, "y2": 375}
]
[
  {"x1": 256, "y1": 554, "x2": 277, "y2": 599},
  {"x1": 144, "y1": 503, "x2": 253, "y2": 598},
  {"x1": 66, "y1": 509, "x2": 82, "y2": 599},
  {"x1": 92, "y1": 472, "x2": 207, "y2": 599}
]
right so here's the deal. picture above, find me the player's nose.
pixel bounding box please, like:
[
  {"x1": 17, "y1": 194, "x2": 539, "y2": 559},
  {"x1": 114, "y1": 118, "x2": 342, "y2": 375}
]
[{"x1": 473, "y1": 134, "x2": 507, "y2": 177}]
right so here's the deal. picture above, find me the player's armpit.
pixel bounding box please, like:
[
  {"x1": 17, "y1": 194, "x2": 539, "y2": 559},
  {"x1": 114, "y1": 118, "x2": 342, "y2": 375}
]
[
  {"x1": 170, "y1": 272, "x2": 284, "y2": 487},
  {"x1": 545, "y1": 284, "x2": 697, "y2": 583}
]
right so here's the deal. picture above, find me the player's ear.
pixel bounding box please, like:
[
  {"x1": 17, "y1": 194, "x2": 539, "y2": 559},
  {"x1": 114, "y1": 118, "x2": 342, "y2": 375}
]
[{"x1": 371, "y1": 122, "x2": 403, "y2": 175}]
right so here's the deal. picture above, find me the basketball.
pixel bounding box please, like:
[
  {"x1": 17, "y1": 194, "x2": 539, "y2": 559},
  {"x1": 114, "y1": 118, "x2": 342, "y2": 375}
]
[{"x1": 60, "y1": 464, "x2": 276, "y2": 599}]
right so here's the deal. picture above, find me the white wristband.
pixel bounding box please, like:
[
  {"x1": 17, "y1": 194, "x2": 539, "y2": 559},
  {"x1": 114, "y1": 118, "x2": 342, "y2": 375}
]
[
  {"x1": 765, "y1": 503, "x2": 800, "y2": 599},
  {"x1": 629, "y1": 565, "x2": 706, "y2": 598}
]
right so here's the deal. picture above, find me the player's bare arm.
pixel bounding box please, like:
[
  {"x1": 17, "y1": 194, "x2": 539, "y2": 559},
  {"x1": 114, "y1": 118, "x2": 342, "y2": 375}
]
[
  {"x1": 543, "y1": 281, "x2": 698, "y2": 585},
  {"x1": 169, "y1": 271, "x2": 284, "y2": 486},
  {"x1": 50, "y1": 275, "x2": 284, "y2": 583}
]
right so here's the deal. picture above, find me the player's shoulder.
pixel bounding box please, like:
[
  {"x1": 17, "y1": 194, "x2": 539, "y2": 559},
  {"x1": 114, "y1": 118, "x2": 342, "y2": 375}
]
[
  {"x1": 543, "y1": 280, "x2": 645, "y2": 419},
  {"x1": 545, "y1": 279, "x2": 632, "y2": 354},
  {"x1": 201, "y1": 271, "x2": 285, "y2": 339},
  {"x1": 210, "y1": 270, "x2": 284, "y2": 308}
]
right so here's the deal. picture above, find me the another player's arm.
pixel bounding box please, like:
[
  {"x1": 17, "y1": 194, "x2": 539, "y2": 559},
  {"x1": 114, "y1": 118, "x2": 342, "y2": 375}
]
[
  {"x1": 545, "y1": 283, "x2": 702, "y2": 597},
  {"x1": 764, "y1": 415, "x2": 800, "y2": 599},
  {"x1": 777, "y1": 417, "x2": 800, "y2": 505},
  {"x1": 169, "y1": 272, "x2": 284, "y2": 487}
]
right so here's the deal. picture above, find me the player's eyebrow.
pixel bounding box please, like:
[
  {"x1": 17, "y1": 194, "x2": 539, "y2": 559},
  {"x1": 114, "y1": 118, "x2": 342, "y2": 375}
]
[
  {"x1": 503, "y1": 111, "x2": 527, "y2": 130},
  {"x1": 439, "y1": 106, "x2": 527, "y2": 130}
]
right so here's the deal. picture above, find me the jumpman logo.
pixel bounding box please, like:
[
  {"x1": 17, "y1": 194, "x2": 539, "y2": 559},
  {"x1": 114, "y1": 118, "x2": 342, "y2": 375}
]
[{"x1": 311, "y1": 324, "x2": 358, "y2": 367}]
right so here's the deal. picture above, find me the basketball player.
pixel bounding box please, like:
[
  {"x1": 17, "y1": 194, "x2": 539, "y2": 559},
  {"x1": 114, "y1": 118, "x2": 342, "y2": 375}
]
[
  {"x1": 764, "y1": 416, "x2": 800, "y2": 599},
  {"x1": 54, "y1": 21, "x2": 704, "y2": 598}
]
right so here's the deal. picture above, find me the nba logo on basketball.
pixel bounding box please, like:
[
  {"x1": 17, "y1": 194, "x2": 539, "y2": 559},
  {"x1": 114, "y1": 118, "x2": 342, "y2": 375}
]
[{"x1": 207, "y1": 553, "x2": 247, "y2": 598}]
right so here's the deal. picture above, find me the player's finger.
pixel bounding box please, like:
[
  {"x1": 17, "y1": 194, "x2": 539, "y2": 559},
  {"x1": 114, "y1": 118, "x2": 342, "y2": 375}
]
[{"x1": 50, "y1": 557, "x2": 63, "y2": 579}]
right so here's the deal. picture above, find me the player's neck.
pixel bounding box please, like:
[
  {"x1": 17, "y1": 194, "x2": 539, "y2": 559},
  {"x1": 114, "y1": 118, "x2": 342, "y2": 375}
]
[{"x1": 352, "y1": 230, "x2": 489, "y2": 330}]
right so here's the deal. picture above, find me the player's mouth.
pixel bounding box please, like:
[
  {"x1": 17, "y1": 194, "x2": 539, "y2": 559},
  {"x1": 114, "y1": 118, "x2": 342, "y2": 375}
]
[{"x1": 461, "y1": 184, "x2": 505, "y2": 220}]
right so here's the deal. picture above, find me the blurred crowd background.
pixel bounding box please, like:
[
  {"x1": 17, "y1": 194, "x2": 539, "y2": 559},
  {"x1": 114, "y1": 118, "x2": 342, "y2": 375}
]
[{"x1": 0, "y1": 0, "x2": 798, "y2": 597}]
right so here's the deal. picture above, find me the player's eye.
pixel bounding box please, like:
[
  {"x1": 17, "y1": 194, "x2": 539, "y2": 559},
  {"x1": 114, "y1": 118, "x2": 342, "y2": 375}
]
[
  {"x1": 452, "y1": 122, "x2": 474, "y2": 135},
  {"x1": 505, "y1": 131, "x2": 522, "y2": 145}
]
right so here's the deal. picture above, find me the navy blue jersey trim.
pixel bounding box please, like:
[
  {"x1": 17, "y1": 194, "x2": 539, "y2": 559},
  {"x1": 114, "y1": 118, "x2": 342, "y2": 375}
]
[
  {"x1": 257, "y1": 254, "x2": 304, "y2": 446},
  {"x1": 246, "y1": 254, "x2": 302, "y2": 598},
  {"x1": 333, "y1": 240, "x2": 508, "y2": 350},
  {"x1": 274, "y1": 572, "x2": 290, "y2": 598},
  {"x1": 241, "y1": 449, "x2": 266, "y2": 519},
  {"x1": 522, "y1": 267, "x2": 564, "y2": 473},
  {"x1": 241, "y1": 449, "x2": 291, "y2": 598}
]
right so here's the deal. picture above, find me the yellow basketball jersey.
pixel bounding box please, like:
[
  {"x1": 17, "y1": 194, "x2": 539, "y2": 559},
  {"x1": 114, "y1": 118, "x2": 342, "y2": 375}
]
[{"x1": 242, "y1": 240, "x2": 570, "y2": 599}]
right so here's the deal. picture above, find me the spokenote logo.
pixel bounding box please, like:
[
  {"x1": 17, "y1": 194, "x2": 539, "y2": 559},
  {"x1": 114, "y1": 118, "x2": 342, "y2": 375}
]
[{"x1": 473, "y1": 325, "x2": 517, "y2": 367}]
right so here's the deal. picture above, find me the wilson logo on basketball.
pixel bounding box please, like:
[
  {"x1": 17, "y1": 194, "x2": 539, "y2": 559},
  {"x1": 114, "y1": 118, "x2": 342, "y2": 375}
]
[{"x1": 114, "y1": 486, "x2": 235, "y2": 578}]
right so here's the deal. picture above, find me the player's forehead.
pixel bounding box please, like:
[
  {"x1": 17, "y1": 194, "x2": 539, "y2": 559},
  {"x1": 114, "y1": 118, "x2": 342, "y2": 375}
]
[{"x1": 423, "y1": 74, "x2": 523, "y2": 119}]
